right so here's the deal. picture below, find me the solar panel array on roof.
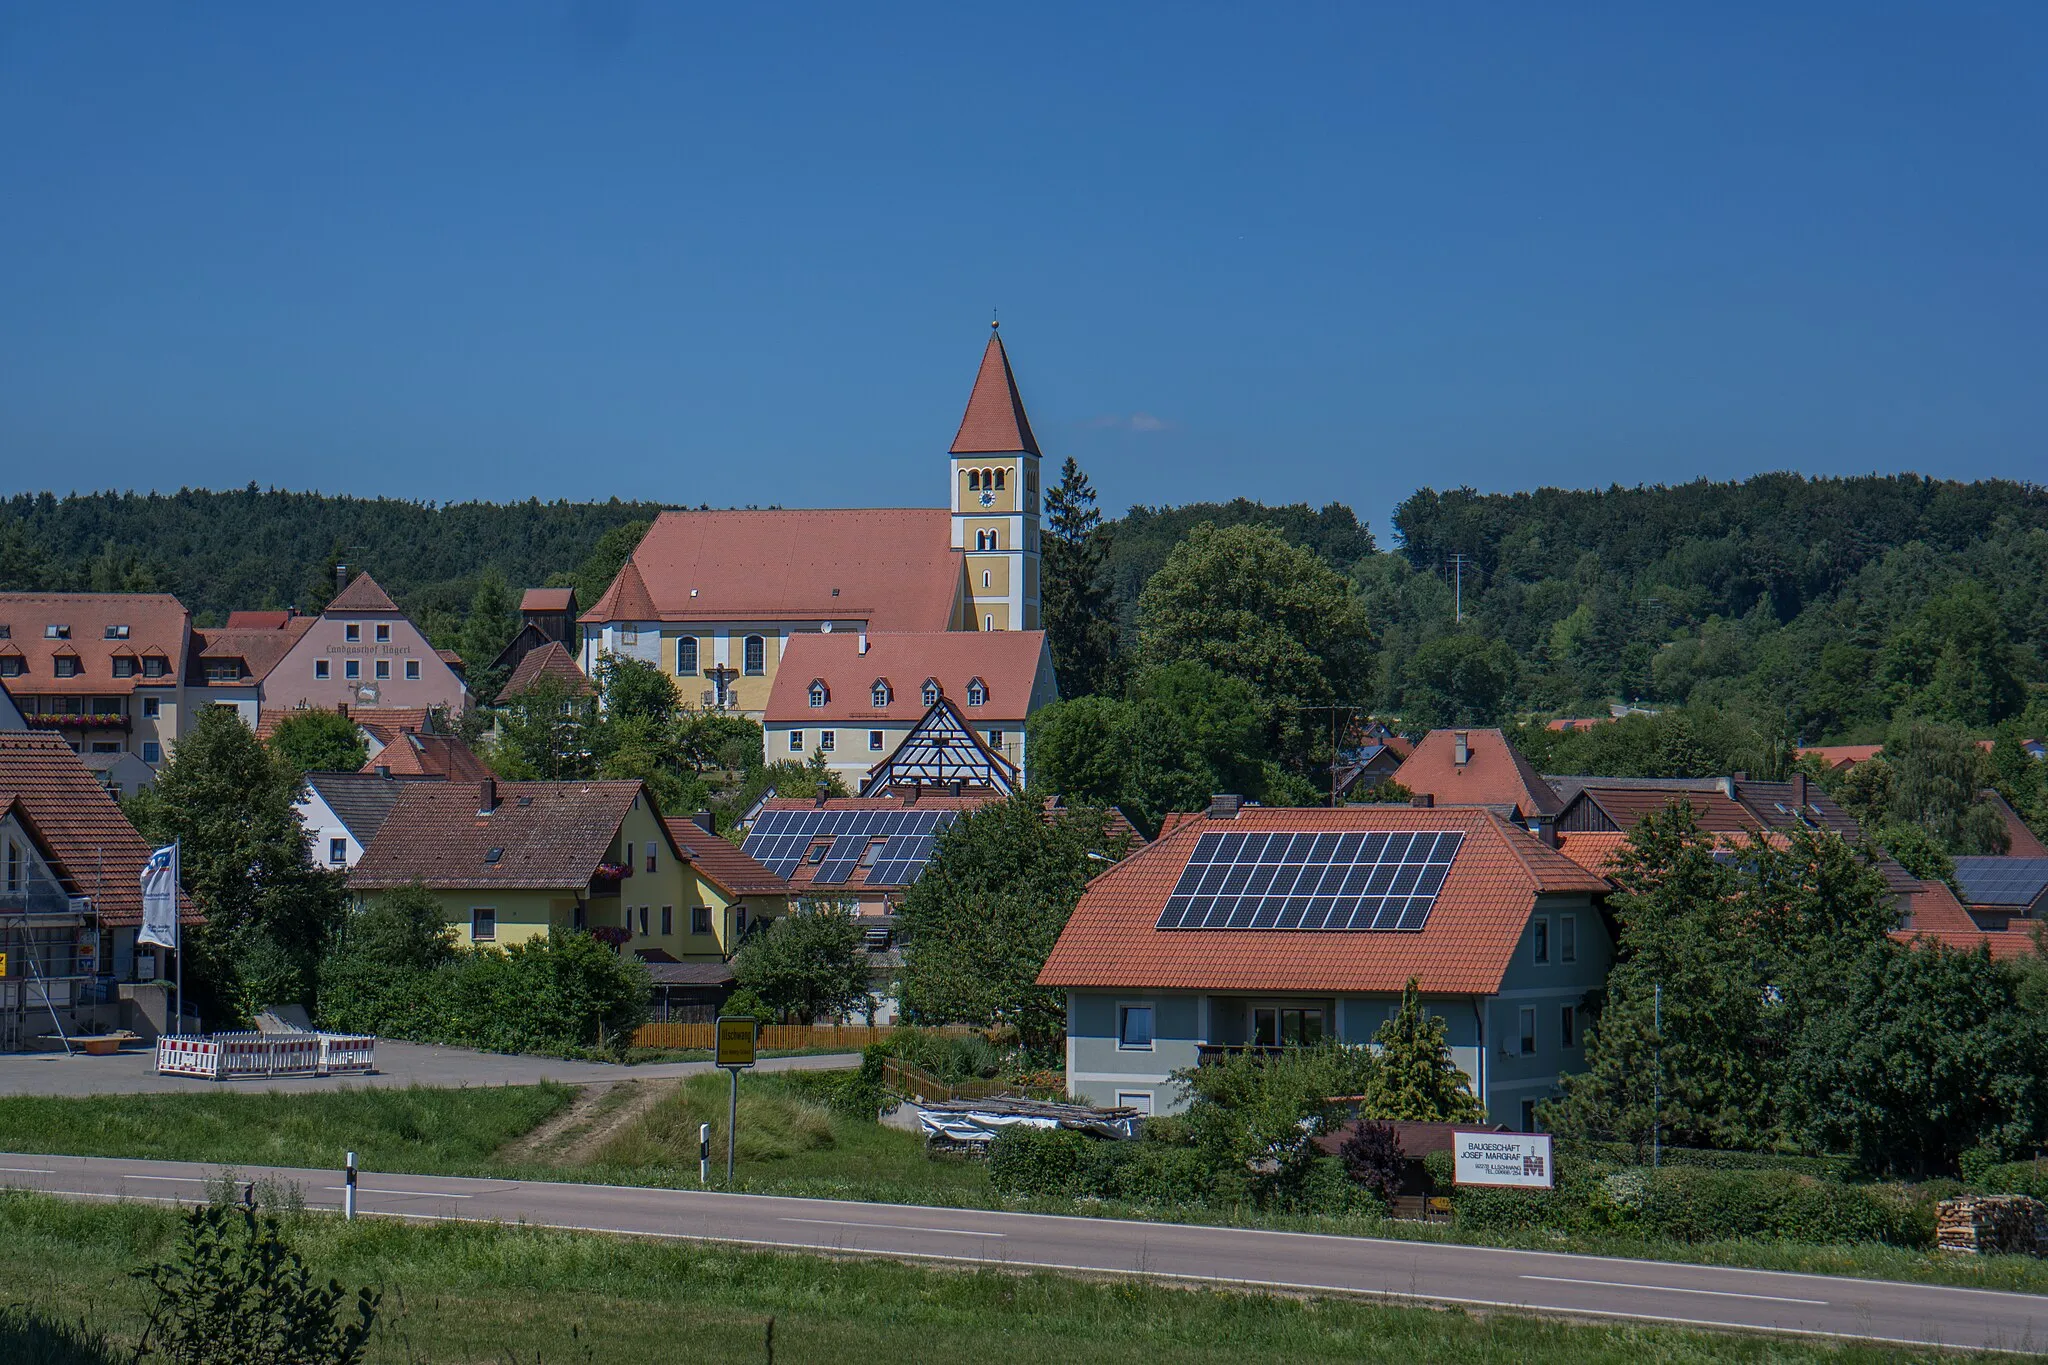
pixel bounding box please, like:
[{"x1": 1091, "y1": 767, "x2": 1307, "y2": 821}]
[
  {"x1": 1155, "y1": 830, "x2": 1464, "y2": 932},
  {"x1": 743, "y1": 808, "x2": 961, "y2": 886},
  {"x1": 1953, "y1": 858, "x2": 2048, "y2": 907}
]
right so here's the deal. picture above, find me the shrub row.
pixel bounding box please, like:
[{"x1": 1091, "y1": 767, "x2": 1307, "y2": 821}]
[
  {"x1": 988, "y1": 1127, "x2": 1216, "y2": 1206},
  {"x1": 1572, "y1": 1141, "x2": 1857, "y2": 1182},
  {"x1": 1976, "y1": 1160, "x2": 2048, "y2": 1202}
]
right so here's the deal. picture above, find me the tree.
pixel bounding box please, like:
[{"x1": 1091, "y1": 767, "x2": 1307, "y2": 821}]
[
  {"x1": 486, "y1": 677, "x2": 596, "y2": 783},
  {"x1": 1880, "y1": 582, "x2": 2025, "y2": 728},
  {"x1": 455, "y1": 570, "x2": 520, "y2": 704},
  {"x1": 1135, "y1": 523, "x2": 1375, "y2": 776},
  {"x1": 1170, "y1": 1044, "x2": 1380, "y2": 1203},
  {"x1": 567, "y1": 519, "x2": 650, "y2": 609},
  {"x1": 1041, "y1": 457, "x2": 1121, "y2": 697},
  {"x1": 126, "y1": 707, "x2": 346, "y2": 1022},
  {"x1": 1363, "y1": 980, "x2": 1484, "y2": 1122},
  {"x1": 732, "y1": 905, "x2": 874, "y2": 1023},
  {"x1": 345, "y1": 880, "x2": 456, "y2": 973},
  {"x1": 1882, "y1": 721, "x2": 2010, "y2": 855},
  {"x1": 897, "y1": 795, "x2": 1130, "y2": 1048},
  {"x1": 265, "y1": 709, "x2": 368, "y2": 775},
  {"x1": 1338, "y1": 1121, "x2": 1405, "y2": 1208},
  {"x1": 1398, "y1": 632, "x2": 1520, "y2": 730}
]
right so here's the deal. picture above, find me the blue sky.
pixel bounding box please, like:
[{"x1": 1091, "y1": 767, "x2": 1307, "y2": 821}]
[{"x1": 2, "y1": 3, "x2": 2043, "y2": 541}]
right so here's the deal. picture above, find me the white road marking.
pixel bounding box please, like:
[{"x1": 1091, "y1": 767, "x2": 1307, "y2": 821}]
[
  {"x1": 320, "y1": 1186, "x2": 472, "y2": 1198},
  {"x1": 1521, "y1": 1274, "x2": 1828, "y2": 1306},
  {"x1": 125, "y1": 1174, "x2": 211, "y2": 1183},
  {"x1": 0, "y1": 1167, "x2": 55, "y2": 1174},
  {"x1": 780, "y1": 1216, "x2": 1006, "y2": 1238}
]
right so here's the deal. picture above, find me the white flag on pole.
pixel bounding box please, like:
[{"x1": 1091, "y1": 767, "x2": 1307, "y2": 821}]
[{"x1": 138, "y1": 844, "x2": 179, "y2": 950}]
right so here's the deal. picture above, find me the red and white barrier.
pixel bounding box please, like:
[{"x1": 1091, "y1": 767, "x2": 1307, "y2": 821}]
[
  {"x1": 318, "y1": 1034, "x2": 377, "y2": 1074},
  {"x1": 155, "y1": 1032, "x2": 377, "y2": 1080},
  {"x1": 155, "y1": 1035, "x2": 223, "y2": 1078}
]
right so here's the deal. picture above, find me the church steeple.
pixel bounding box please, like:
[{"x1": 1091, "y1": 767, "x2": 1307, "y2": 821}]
[
  {"x1": 948, "y1": 323, "x2": 1042, "y2": 633},
  {"x1": 950, "y1": 323, "x2": 1041, "y2": 457}
]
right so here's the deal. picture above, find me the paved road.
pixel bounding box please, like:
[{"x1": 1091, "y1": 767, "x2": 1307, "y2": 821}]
[
  {"x1": 5, "y1": 1152, "x2": 2043, "y2": 1352},
  {"x1": 0, "y1": 1042, "x2": 860, "y2": 1096}
]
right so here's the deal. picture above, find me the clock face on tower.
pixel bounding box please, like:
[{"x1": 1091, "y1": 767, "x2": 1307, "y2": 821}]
[{"x1": 978, "y1": 491, "x2": 994, "y2": 507}]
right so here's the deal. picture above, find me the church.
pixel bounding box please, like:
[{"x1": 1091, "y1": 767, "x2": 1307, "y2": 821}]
[{"x1": 577, "y1": 325, "x2": 1060, "y2": 782}]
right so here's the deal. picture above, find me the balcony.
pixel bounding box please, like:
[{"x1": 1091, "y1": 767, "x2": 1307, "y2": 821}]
[
  {"x1": 1195, "y1": 1043, "x2": 1288, "y2": 1065},
  {"x1": 26, "y1": 713, "x2": 130, "y2": 733}
]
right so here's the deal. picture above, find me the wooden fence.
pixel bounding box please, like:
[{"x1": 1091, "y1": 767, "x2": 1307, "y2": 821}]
[{"x1": 631, "y1": 1022, "x2": 899, "y2": 1051}]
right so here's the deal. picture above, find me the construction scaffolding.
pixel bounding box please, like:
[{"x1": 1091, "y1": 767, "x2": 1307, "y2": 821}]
[{"x1": 0, "y1": 869, "x2": 96, "y2": 1053}]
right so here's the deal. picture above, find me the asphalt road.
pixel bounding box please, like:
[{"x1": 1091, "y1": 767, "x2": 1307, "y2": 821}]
[{"x1": 5, "y1": 1152, "x2": 2044, "y2": 1353}]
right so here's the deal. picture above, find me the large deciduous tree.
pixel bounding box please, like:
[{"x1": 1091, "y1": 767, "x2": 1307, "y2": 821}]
[
  {"x1": 1398, "y1": 632, "x2": 1520, "y2": 731},
  {"x1": 265, "y1": 708, "x2": 368, "y2": 775},
  {"x1": 732, "y1": 904, "x2": 875, "y2": 1023}
]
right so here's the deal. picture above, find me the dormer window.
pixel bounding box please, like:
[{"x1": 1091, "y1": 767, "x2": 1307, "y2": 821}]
[
  {"x1": 871, "y1": 679, "x2": 892, "y2": 707},
  {"x1": 142, "y1": 656, "x2": 169, "y2": 679},
  {"x1": 45, "y1": 625, "x2": 69, "y2": 640},
  {"x1": 112, "y1": 657, "x2": 136, "y2": 679},
  {"x1": 53, "y1": 656, "x2": 80, "y2": 678},
  {"x1": 0, "y1": 626, "x2": 10, "y2": 639},
  {"x1": 808, "y1": 679, "x2": 829, "y2": 708},
  {"x1": 104, "y1": 625, "x2": 130, "y2": 640},
  {"x1": 921, "y1": 678, "x2": 940, "y2": 706},
  {"x1": 966, "y1": 678, "x2": 988, "y2": 707}
]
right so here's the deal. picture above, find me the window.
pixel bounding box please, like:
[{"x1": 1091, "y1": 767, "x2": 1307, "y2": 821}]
[
  {"x1": 345, "y1": 624, "x2": 360, "y2": 643},
  {"x1": 1519, "y1": 1007, "x2": 1537, "y2": 1055},
  {"x1": 621, "y1": 624, "x2": 638, "y2": 646},
  {"x1": 968, "y1": 469, "x2": 981, "y2": 491},
  {"x1": 471, "y1": 908, "x2": 496, "y2": 941},
  {"x1": 1561, "y1": 913, "x2": 1577, "y2": 964},
  {"x1": 142, "y1": 697, "x2": 159, "y2": 718},
  {"x1": 805, "y1": 842, "x2": 829, "y2": 865},
  {"x1": 405, "y1": 659, "x2": 420, "y2": 680},
  {"x1": 808, "y1": 679, "x2": 828, "y2": 708},
  {"x1": 1253, "y1": 1007, "x2": 1326, "y2": 1046},
  {"x1": 871, "y1": 679, "x2": 891, "y2": 706},
  {"x1": 3, "y1": 841, "x2": 17, "y2": 892},
  {"x1": 691, "y1": 906, "x2": 711, "y2": 935},
  {"x1": 375, "y1": 624, "x2": 390, "y2": 643},
  {"x1": 1521, "y1": 1100, "x2": 1538, "y2": 1133},
  {"x1": 737, "y1": 906, "x2": 750, "y2": 935},
  {"x1": 1118, "y1": 1005, "x2": 1155, "y2": 1050},
  {"x1": 1531, "y1": 916, "x2": 1550, "y2": 965},
  {"x1": 817, "y1": 730, "x2": 835, "y2": 751},
  {"x1": 993, "y1": 467, "x2": 1006, "y2": 490},
  {"x1": 988, "y1": 729, "x2": 1004, "y2": 748},
  {"x1": 983, "y1": 615, "x2": 993, "y2": 631},
  {"x1": 1114, "y1": 1090, "x2": 1155, "y2": 1116},
  {"x1": 142, "y1": 657, "x2": 168, "y2": 678},
  {"x1": 104, "y1": 624, "x2": 130, "y2": 639},
  {"x1": 345, "y1": 660, "x2": 360, "y2": 680},
  {"x1": 1560, "y1": 1005, "x2": 1577, "y2": 1048},
  {"x1": 206, "y1": 662, "x2": 240, "y2": 682},
  {"x1": 142, "y1": 741, "x2": 162, "y2": 763},
  {"x1": 868, "y1": 730, "x2": 884, "y2": 751},
  {"x1": 0, "y1": 657, "x2": 20, "y2": 677},
  {"x1": 374, "y1": 660, "x2": 390, "y2": 680},
  {"x1": 743, "y1": 635, "x2": 765, "y2": 675},
  {"x1": 624, "y1": 842, "x2": 633, "y2": 869},
  {"x1": 45, "y1": 624, "x2": 69, "y2": 639},
  {"x1": 638, "y1": 906, "x2": 649, "y2": 936},
  {"x1": 677, "y1": 637, "x2": 698, "y2": 675},
  {"x1": 315, "y1": 659, "x2": 330, "y2": 680},
  {"x1": 112, "y1": 657, "x2": 136, "y2": 678},
  {"x1": 789, "y1": 730, "x2": 804, "y2": 752},
  {"x1": 0, "y1": 625, "x2": 8, "y2": 638},
  {"x1": 921, "y1": 679, "x2": 940, "y2": 706},
  {"x1": 645, "y1": 846, "x2": 657, "y2": 872},
  {"x1": 965, "y1": 678, "x2": 987, "y2": 706},
  {"x1": 661, "y1": 906, "x2": 672, "y2": 936},
  {"x1": 54, "y1": 657, "x2": 79, "y2": 678},
  {"x1": 859, "y1": 839, "x2": 885, "y2": 868},
  {"x1": 328, "y1": 838, "x2": 347, "y2": 865},
  {"x1": 91, "y1": 741, "x2": 120, "y2": 754}
]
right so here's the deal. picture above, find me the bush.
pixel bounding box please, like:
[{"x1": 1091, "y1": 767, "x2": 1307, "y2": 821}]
[
  {"x1": 1573, "y1": 1141, "x2": 1856, "y2": 1181},
  {"x1": 0, "y1": 1305, "x2": 125, "y2": 1365},
  {"x1": 1976, "y1": 1159, "x2": 2048, "y2": 1201},
  {"x1": 1083, "y1": 1139, "x2": 1215, "y2": 1207},
  {"x1": 829, "y1": 1044, "x2": 891, "y2": 1121},
  {"x1": 1422, "y1": 1149, "x2": 1454, "y2": 1193},
  {"x1": 988, "y1": 1125, "x2": 1093, "y2": 1197},
  {"x1": 1628, "y1": 1169, "x2": 1928, "y2": 1247},
  {"x1": 1287, "y1": 1155, "x2": 1384, "y2": 1217},
  {"x1": 1338, "y1": 1121, "x2": 1404, "y2": 1209}
]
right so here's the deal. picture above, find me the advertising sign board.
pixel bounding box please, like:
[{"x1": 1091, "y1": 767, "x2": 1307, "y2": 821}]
[{"x1": 1453, "y1": 1130, "x2": 1554, "y2": 1189}]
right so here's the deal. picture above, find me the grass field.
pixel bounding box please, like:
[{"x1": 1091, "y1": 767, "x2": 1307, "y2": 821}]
[
  {"x1": 0, "y1": 1191, "x2": 1998, "y2": 1364},
  {"x1": 3, "y1": 1079, "x2": 2047, "y2": 1299}
]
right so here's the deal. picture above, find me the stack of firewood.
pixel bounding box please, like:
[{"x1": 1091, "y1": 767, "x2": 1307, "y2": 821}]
[{"x1": 1936, "y1": 1195, "x2": 2048, "y2": 1256}]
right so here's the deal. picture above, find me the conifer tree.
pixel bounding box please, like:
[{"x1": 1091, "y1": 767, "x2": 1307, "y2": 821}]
[
  {"x1": 1365, "y1": 979, "x2": 1484, "y2": 1122},
  {"x1": 1041, "y1": 458, "x2": 1120, "y2": 698}
]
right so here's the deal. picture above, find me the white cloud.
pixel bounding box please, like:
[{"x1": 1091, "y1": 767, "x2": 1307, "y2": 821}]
[{"x1": 1085, "y1": 412, "x2": 1174, "y2": 433}]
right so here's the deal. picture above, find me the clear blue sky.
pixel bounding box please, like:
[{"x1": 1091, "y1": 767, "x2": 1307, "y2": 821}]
[{"x1": 3, "y1": 3, "x2": 2043, "y2": 540}]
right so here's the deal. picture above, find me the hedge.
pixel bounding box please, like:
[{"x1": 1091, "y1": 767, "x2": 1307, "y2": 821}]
[
  {"x1": 1573, "y1": 1141, "x2": 1856, "y2": 1182},
  {"x1": 988, "y1": 1127, "x2": 1217, "y2": 1207},
  {"x1": 1976, "y1": 1160, "x2": 2048, "y2": 1202}
]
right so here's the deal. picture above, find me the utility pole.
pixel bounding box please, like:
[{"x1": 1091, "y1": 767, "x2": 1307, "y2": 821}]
[
  {"x1": 1447, "y1": 553, "x2": 1472, "y2": 624},
  {"x1": 1652, "y1": 982, "x2": 1662, "y2": 1170}
]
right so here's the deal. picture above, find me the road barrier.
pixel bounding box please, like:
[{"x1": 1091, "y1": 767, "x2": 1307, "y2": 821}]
[{"x1": 153, "y1": 1032, "x2": 377, "y2": 1080}]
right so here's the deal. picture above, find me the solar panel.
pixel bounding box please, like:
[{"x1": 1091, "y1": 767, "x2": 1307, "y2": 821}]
[
  {"x1": 1953, "y1": 858, "x2": 2048, "y2": 907},
  {"x1": 1155, "y1": 829, "x2": 1465, "y2": 932},
  {"x1": 744, "y1": 807, "x2": 963, "y2": 887}
]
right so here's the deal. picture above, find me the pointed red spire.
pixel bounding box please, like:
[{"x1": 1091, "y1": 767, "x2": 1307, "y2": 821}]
[{"x1": 949, "y1": 324, "x2": 1041, "y2": 456}]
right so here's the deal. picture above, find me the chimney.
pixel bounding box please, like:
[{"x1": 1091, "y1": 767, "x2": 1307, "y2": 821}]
[
  {"x1": 336, "y1": 702, "x2": 348, "y2": 719},
  {"x1": 1207, "y1": 793, "x2": 1244, "y2": 820},
  {"x1": 477, "y1": 777, "x2": 497, "y2": 812},
  {"x1": 375, "y1": 765, "x2": 391, "y2": 779},
  {"x1": 1410, "y1": 792, "x2": 1435, "y2": 809},
  {"x1": 1453, "y1": 731, "x2": 1471, "y2": 766},
  {"x1": 1793, "y1": 772, "x2": 1808, "y2": 808},
  {"x1": 335, "y1": 563, "x2": 349, "y2": 595},
  {"x1": 903, "y1": 783, "x2": 920, "y2": 806},
  {"x1": 949, "y1": 779, "x2": 964, "y2": 796},
  {"x1": 1529, "y1": 811, "x2": 1557, "y2": 848},
  {"x1": 858, "y1": 629, "x2": 869, "y2": 656},
  {"x1": 815, "y1": 783, "x2": 830, "y2": 808},
  {"x1": 692, "y1": 809, "x2": 715, "y2": 835}
]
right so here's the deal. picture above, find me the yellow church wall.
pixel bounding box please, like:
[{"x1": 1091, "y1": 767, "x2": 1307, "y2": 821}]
[
  {"x1": 969, "y1": 555, "x2": 1012, "y2": 595},
  {"x1": 957, "y1": 466, "x2": 1018, "y2": 514},
  {"x1": 659, "y1": 629, "x2": 786, "y2": 713}
]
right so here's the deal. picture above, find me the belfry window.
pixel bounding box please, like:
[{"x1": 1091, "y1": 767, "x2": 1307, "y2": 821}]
[
  {"x1": 968, "y1": 469, "x2": 981, "y2": 491},
  {"x1": 993, "y1": 468, "x2": 1006, "y2": 490}
]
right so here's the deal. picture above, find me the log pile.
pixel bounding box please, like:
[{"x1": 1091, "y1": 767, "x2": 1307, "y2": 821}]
[{"x1": 1935, "y1": 1195, "x2": 2048, "y2": 1256}]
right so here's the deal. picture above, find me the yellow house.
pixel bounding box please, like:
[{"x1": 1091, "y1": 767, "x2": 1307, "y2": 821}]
[{"x1": 347, "y1": 777, "x2": 786, "y2": 964}]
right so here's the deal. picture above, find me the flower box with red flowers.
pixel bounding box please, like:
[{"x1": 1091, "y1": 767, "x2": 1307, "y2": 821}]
[{"x1": 27, "y1": 713, "x2": 131, "y2": 731}]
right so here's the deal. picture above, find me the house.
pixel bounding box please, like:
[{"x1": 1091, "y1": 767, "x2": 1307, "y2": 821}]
[
  {"x1": 185, "y1": 611, "x2": 317, "y2": 728},
  {"x1": 1390, "y1": 728, "x2": 1563, "y2": 824},
  {"x1": 1038, "y1": 800, "x2": 1614, "y2": 1123},
  {"x1": 1978, "y1": 790, "x2": 2048, "y2": 858},
  {"x1": 1953, "y1": 859, "x2": 2048, "y2": 932},
  {"x1": 0, "y1": 678, "x2": 25, "y2": 730},
  {"x1": 764, "y1": 630, "x2": 1054, "y2": 788},
  {"x1": 0, "y1": 731, "x2": 200, "y2": 1046},
  {"x1": 578, "y1": 327, "x2": 1052, "y2": 719},
  {"x1": 263, "y1": 570, "x2": 472, "y2": 716},
  {"x1": 360, "y1": 725, "x2": 491, "y2": 782},
  {"x1": 498, "y1": 640, "x2": 593, "y2": 703},
  {"x1": 646, "y1": 812, "x2": 792, "y2": 1015},
  {"x1": 1796, "y1": 744, "x2": 1885, "y2": 772},
  {"x1": 79, "y1": 750, "x2": 158, "y2": 801},
  {"x1": 491, "y1": 588, "x2": 580, "y2": 681},
  {"x1": 0, "y1": 592, "x2": 193, "y2": 769},
  {"x1": 295, "y1": 769, "x2": 440, "y2": 870},
  {"x1": 1333, "y1": 736, "x2": 1411, "y2": 799},
  {"x1": 349, "y1": 778, "x2": 781, "y2": 961}
]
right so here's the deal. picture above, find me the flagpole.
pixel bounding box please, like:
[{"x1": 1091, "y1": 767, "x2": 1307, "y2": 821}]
[{"x1": 171, "y1": 839, "x2": 182, "y2": 1037}]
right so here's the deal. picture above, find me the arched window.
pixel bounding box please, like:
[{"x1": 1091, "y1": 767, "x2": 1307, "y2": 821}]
[
  {"x1": 808, "y1": 679, "x2": 828, "y2": 708},
  {"x1": 743, "y1": 635, "x2": 766, "y2": 676},
  {"x1": 921, "y1": 678, "x2": 941, "y2": 706},
  {"x1": 676, "y1": 636, "x2": 698, "y2": 676},
  {"x1": 871, "y1": 678, "x2": 892, "y2": 707},
  {"x1": 968, "y1": 469, "x2": 981, "y2": 491},
  {"x1": 993, "y1": 467, "x2": 1006, "y2": 490},
  {"x1": 966, "y1": 677, "x2": 988, "y2": 707},
  {"x1": 982, "y1": 570, "x2": 990, "y2": 588}
]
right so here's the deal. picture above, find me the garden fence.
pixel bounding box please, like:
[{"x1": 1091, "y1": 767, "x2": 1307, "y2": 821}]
[{"x1": 630, "y1": 1022, "x2": 978, "y2": 1051}]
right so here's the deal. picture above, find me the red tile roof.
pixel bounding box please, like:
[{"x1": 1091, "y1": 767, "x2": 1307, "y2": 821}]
[
  {"x1": 950, "y1": 327, "x2": 1041, "y2": 456},
  {"x1": 223, "y1": 611, "x2": 294, "y2": 629},
  {"x1": 0, "y1": 593, "x2": 190, "y2": 697},
  {"x1": 583, "y1": 509, "x2": 962, "y2": 631},
  {"x1": 327, "y1": 572, "x2": 400, "y2": 614},
  {"x1": 765, "y1": 631, "x2": 1052, "y2": 724},
  {"x1": 0, "y1": 731, "x2": 197, "y2": 925},
  {"x1": 1565, "y1": 787, "x2": 1766, "y2": 834},
  {"x1": 1979, "y1": 790, "x2": 2048, "y2": 858},
  {"x1": 664, "y1": 819, "x2": 788, "y2": 896},
  {"x1": 189, "y1": 616, "x2": 316, "y2": 686},
  {"x1": 1392, "y1": 728, "x2": 1562, "y2": 816},
  {"x1": 1797, "y1": 744, "x2": 1884, "y2": 770},
  {"x1": 520, "y1": 588, "x2": 577, "y2": 613},
  {"x1": 762, "y1": 793, "x2": 996, "y2": 815},
  {"x1": 363, "y1": 729, "x2": 490, "y2": 783},
  {"x1": 350, "y1": 779, "x2": 653, "y2": 890},
  {"x1": 499, "y1": 641, "x2": 593, "y2": 700},
  {"x1": 1039, "y1": 806, "x2": 1609, "y2": 996},
  {"x1": 1895, "y1": 929, "x2": 2041, "y2": 962}
]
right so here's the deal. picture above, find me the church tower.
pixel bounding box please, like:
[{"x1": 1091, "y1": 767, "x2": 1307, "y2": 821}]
[{"x1": 949, "y1": 323, "x2": 1042, "y2": 632}]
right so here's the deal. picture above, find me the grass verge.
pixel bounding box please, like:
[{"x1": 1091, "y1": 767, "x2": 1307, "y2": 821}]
[{"x1": 0, "y1": 1191, "x2": 1999, "y2": 1364}]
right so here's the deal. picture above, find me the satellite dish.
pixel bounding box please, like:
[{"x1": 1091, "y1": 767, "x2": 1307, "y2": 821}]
[{"x1": 821, "y1": 621, "x2": 834, "y2": 633}]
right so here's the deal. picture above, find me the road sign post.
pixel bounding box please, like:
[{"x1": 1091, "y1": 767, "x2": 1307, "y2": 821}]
[{"x1": 715, "y1": 1016, "x2": 757, "y2": 1188}]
